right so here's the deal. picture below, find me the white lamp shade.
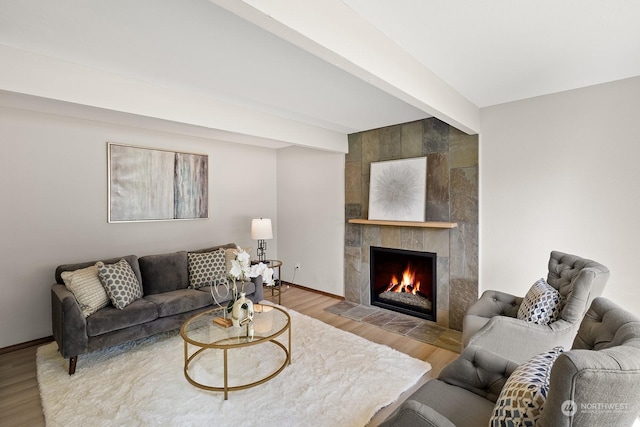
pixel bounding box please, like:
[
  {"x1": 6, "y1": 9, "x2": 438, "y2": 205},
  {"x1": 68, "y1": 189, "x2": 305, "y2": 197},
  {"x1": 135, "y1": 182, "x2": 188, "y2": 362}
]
[{"x1": 251, "y1": 218, "x2": 273, "y2": 240}]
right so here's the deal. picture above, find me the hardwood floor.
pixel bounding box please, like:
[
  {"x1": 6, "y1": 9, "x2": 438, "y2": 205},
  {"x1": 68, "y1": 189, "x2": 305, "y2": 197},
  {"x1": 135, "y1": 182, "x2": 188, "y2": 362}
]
[
  {"x1": 0, "y1": 346, "x2": 45, "y2": 426},
  {"x1": 275, "y1": 285, "x2": 458, "y2": 426},
  {"x1": 0, "y1": 285, "x2": 458, "y2": 427}
]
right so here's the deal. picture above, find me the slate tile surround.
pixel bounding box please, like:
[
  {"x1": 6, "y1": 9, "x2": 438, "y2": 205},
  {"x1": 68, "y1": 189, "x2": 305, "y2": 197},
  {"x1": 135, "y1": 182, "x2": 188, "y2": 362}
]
[
  {"x1": 326, "y1": 300, "x2": 461, "y2": 352},
  {"x1": 344, "y1": 118, "x2": 479, "y2": 331}
]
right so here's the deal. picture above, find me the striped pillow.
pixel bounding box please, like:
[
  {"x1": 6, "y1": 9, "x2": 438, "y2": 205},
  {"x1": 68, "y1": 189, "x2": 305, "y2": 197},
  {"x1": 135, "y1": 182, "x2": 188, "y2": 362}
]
[{"x1": 61, "y1": 265, "x2": 110, "y2": 317}]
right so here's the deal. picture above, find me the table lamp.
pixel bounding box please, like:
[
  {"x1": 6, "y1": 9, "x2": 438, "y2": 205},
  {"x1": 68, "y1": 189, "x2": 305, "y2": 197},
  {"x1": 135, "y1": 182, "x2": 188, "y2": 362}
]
[{"x1": 251, "y1": 218, "x2": 273, "y2": 262}]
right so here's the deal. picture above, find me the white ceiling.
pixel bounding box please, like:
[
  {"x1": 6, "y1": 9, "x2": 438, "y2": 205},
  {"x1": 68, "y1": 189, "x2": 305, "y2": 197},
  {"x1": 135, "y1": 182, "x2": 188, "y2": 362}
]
[
  {"x1": 1, "y1": 0, "x2": 639, "y2": 146},
  {"x1": 343, "y1": 0, "x2": 640, "y2": 107}
]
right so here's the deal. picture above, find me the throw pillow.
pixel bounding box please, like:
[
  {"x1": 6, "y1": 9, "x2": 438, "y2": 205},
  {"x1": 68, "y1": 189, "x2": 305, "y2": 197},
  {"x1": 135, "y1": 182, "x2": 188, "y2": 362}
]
[
  {"x1": 96, "y1": 259, "x2": 143, "y2": 309},
  {"x1": 188, "y1": 249, "x2": 227, "y2": 289},
  {"x1": 225, "y1": 248, "x2": 237, "y2": 274},
  {"x1": 490, "y1": 346, "x2": 564, "y2": 427},
  {"x1": 61, "y1": 265, "x2": 110, "y2": 317},
  {"x1": 517, "y1": 278, "x2": 561, "y2": 325}
]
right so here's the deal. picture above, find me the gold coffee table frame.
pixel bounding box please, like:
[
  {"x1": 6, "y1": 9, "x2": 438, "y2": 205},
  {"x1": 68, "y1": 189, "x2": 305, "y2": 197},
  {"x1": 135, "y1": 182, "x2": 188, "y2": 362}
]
[{"x1": 180, "y1": 305, "x2": 291, "y2": 400}]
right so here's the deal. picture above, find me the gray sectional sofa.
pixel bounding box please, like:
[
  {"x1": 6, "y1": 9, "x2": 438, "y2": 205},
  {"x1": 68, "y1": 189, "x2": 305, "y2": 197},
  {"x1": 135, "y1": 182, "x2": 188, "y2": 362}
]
[{"x1": 51, "y1": 243, "x2": 263, "y2": 374}]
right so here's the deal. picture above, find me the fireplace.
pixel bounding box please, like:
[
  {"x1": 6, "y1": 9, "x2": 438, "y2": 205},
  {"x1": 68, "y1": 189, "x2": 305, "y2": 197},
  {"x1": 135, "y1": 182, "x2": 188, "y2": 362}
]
[{"x1": 370, "y1": 246, "x2": 437, "y2": 321}]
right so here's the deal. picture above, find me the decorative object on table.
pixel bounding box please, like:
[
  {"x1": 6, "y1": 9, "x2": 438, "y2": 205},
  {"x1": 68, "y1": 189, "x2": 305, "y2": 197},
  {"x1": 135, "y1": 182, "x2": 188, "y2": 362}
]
[
  {"x1": 368, "y1": 157, "x2": 427, "y2": 222},
  {"x1": 251, "y1": 218, "x2": 273, "y2": 262},
  {"x1": 231, "y1": 291, "x2": 254, "y2": 327},
  {"x1": 211, "y1": 247, "x2": 250, "y2": 328},
  {"x1": 212, "y1": 315, "x2": 233, "y2": 328},
  {"x1": 208, "y1": 252, "x2": 237, "y2": 328},
  {"x1": 212, "y1": 246, "x2": 273, "y2": 328},
  {"x1": 249, "y1": 262, "x2": 274, "y2": 287},
  {"x1": 108, "y1": 142, "x2": 208, "y2": 222},
  {"x1": 253, "y1": 259, "x2": 283, "y2": 304}
]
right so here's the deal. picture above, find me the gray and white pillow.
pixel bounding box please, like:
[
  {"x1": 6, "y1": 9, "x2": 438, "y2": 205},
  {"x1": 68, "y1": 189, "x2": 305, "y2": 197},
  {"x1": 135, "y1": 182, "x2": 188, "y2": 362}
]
[
  {"x1": 96, "y1": 259, "x2": 143, "y2": 309},
  {"x1": 188, "y1": 249, "x2": 227, "y2": 289},
  {"x1": 517, "y1": 278, "x2": 561, "y2": 325},
  {"x1": 490, "y1": 346, "x2": 564, "y2": 426},
  {"x1": 61, "y1": 265, "x2": 110, "y2": 317}
]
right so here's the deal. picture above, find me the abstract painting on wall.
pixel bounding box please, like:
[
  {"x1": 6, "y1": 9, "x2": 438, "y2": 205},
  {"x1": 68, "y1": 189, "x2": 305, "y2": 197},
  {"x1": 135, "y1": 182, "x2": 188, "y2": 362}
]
[
  {"x1": 108, "y1": 143, "x2": 208, "y2": 222},
  {"x1": 368, "y1": 157, "x2": 427, "y2": 222}
]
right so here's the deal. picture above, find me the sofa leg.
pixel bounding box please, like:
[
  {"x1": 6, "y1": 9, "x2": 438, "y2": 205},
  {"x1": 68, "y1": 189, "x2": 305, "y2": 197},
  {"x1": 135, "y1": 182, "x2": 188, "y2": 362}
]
[{"x1": 68, "y1": 356, "x2": 77, "y2": 375}]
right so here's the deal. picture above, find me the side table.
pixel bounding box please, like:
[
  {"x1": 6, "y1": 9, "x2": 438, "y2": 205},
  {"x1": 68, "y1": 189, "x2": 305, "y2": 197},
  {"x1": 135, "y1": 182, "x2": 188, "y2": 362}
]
[{"x1": 253, "y1": 259, "x2": 283, "y2": 304}]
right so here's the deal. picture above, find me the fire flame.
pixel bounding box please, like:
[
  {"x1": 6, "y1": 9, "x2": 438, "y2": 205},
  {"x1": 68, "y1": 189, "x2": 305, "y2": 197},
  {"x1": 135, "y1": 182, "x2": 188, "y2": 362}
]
[{"x1": 385, "y1": 264, "x2": 422, "y2": 295}]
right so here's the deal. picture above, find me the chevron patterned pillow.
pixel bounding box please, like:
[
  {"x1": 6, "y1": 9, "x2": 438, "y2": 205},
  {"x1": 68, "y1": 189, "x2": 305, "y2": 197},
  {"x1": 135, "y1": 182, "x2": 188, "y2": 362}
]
[
  {"x1": 490, "y1": 346, "x2": 564, "y2": 427},
  {"x1": 517, "y1": 278, "x2": 561, "y2": 325}
]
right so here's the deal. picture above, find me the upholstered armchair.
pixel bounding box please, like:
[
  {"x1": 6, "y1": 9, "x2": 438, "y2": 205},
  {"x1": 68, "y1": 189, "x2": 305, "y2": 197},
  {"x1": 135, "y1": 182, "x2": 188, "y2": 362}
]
[
  {"x1": 538, "y1": 297, "x2": 640, "y2": 426},
  {"x1": 381, "y1": 297, "x2": 640, "y2": 427},
  {"x1": 462, "y1": 251, "x2": 609, "y2": 364},
  {"x1": 380, "y1": 344, "x2": 519, "y2": 426}
]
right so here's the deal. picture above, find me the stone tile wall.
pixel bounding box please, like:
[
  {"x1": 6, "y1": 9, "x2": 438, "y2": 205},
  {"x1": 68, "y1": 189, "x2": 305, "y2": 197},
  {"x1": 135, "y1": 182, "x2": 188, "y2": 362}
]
[{"x1": 344, "y1": 118, "x2": 478, "y2": 330}]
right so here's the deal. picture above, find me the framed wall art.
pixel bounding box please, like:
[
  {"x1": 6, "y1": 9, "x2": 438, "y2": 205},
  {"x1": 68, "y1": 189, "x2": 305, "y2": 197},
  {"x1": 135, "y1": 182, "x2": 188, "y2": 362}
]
[
  {"x1": 368, "y1": 157, "x2": 427, "y2": 222},
  {"x1": 108, "y1": 143, "x2": 208, "y2": 223}
]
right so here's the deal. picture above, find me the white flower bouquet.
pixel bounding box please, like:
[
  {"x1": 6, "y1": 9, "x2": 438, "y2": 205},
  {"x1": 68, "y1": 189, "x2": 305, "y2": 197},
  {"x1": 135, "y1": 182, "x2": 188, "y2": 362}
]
[{"x1": 226, "y1": 246, "x2": 274, "y2": 312}]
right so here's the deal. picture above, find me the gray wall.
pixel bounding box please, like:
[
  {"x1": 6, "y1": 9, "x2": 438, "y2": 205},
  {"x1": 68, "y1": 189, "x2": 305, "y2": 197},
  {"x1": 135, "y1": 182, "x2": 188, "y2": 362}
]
[
  {"x1": 276, "y1": 145, "x2": 345, "y2": 296},
  {"x1": 0, "y1": 106, "x2": 277, "y2": 347},
  {"x1": 480, "y1": 76, "x2": 640, "y2": 317}
]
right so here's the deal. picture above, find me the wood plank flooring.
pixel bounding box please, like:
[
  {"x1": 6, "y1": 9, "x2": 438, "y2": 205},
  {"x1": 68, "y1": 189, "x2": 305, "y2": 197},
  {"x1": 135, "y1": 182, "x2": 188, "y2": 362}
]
[
  {"x1": 0, "y1": 346, "x2": 45, "y2": 426},
  {"x1": 0, "y1": 285, "x2": 458, "y2": 427}
]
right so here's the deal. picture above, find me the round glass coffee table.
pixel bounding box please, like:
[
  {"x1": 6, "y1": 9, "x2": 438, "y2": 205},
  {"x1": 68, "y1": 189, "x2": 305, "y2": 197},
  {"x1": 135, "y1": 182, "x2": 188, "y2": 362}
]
[{"x1": 180, "y1": 304, "x2": 291, "y2": 400}]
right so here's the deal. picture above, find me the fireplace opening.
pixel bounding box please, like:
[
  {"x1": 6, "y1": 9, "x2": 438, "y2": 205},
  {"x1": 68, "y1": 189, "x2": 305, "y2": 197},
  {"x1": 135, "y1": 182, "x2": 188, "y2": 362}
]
[{"x1": 370, "y1": 246, "x2": 436, "y2": 322}]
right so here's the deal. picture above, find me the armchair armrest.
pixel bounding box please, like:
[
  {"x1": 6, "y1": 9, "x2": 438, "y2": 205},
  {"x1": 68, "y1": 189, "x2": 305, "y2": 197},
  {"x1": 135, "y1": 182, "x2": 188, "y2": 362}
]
[
  {"x1": 462, "y1": 290, "x2": 523, "y2": 347},
  {"x1": 51, "y1": 284, "x2": 88, "y2": 359},
  {"x1": 379, "y1": 400, "x2": 456, "y2": 427},
  {"x1": 540, "y1": 347, "x2": 640, "y2": 426},
  {"x1": 438, "y1": 345, "x2": 519, "y2": 402},
  {"x1": 466, "y1": 290, "x2": 523, "y2": 318},
  {"x1": 466, "y1": 315, "x2": 577, "y2": 364}
]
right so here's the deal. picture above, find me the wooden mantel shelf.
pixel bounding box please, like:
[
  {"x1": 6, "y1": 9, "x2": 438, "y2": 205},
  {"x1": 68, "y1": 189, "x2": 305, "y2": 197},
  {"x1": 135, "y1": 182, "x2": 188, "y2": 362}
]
[{"x1": 348, "y1": 219, "x2": 458, "y2": 229}]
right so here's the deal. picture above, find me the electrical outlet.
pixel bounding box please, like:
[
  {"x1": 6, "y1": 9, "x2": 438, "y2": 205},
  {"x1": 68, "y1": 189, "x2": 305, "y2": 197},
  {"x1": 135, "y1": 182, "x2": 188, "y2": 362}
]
[{"x1": 295, "y1": 262, "x2": 301, "y2": 270}]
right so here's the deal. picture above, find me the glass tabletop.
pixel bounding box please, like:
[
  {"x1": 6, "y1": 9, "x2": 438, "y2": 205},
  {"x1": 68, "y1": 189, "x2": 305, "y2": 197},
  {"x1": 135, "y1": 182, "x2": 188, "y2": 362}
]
[{"x1": 180, "y1": 304, "x2": 290, "y2": 348}]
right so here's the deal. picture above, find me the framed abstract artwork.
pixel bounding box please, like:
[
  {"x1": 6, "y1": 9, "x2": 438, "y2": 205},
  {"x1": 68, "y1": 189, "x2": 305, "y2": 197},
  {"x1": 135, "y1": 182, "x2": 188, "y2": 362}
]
[
  {"x1": 368, "y1": 157, "x2": 427, "y2": 222},
  {"x1": 108, "y1": 143, "x2": 208, "y2": 223}
]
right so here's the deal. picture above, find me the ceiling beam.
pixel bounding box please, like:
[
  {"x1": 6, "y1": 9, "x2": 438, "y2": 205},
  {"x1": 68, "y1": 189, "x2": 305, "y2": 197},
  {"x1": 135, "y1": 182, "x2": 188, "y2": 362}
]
[
  {"x1": 210, "y1": 0, "x2": 480, "y2": 135},
  {"x1": 0, "y1": 44, "x2": 348, "y2": 152}
]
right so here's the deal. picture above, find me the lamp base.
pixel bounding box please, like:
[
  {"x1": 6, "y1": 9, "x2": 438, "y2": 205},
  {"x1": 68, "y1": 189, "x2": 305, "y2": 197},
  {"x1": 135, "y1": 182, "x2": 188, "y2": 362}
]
[{"x1": 256, "y1": 239, "x2": 267, "y2": 262}]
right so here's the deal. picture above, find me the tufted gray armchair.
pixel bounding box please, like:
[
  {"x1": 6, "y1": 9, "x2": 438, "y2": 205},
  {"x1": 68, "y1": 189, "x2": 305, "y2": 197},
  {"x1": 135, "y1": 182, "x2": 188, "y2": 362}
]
[
  {"x1": 380, "y1": 297, "x2": 640, "y2": 427},
  {"x1": 461, "y1": 251, "x2": 609, "y2": 364},
  {"x1": 539, "y1": 297, "x2": 640, "y2": 426}
]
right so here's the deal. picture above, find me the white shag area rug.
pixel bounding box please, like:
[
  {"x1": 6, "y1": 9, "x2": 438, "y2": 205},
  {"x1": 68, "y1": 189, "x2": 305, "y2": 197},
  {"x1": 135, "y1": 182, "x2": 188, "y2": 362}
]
[{"x1": 37, "y1": 308, "x2": 431, "y2": 427}]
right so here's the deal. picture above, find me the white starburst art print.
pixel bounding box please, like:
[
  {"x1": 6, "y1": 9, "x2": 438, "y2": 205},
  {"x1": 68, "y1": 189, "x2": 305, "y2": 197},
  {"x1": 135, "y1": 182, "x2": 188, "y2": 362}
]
[{"x1": 368, "y1": 157, "x2": 427, "y2": 221}]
